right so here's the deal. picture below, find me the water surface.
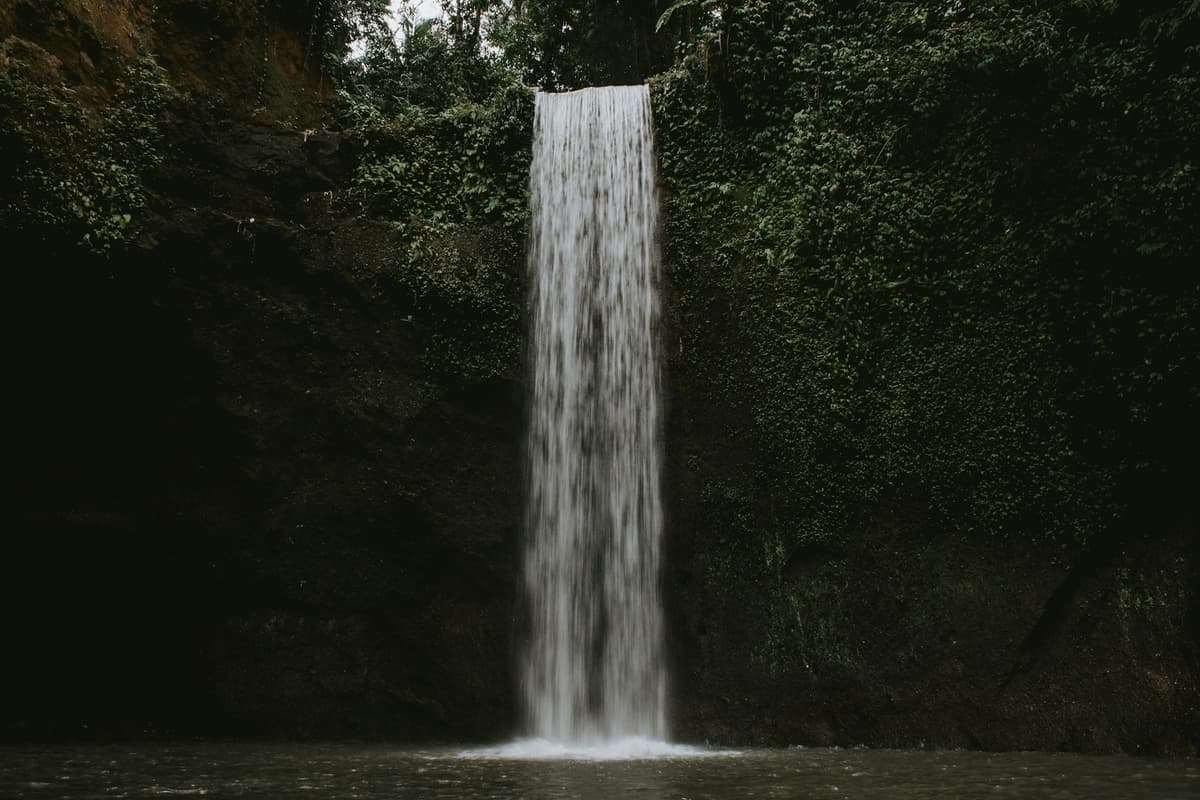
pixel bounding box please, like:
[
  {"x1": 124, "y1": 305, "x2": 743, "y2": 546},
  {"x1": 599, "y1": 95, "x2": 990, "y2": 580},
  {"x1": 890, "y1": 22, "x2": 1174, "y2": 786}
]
[{"x1": 2, "y1": 742, "x2": 1196, "y2": 799}]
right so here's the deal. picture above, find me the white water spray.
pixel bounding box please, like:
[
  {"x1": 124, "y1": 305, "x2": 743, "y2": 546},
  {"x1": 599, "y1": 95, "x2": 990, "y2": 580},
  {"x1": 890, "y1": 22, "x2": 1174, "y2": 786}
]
[{"x1": 522, "y1": 84, "x2": 666, "y2": 745}]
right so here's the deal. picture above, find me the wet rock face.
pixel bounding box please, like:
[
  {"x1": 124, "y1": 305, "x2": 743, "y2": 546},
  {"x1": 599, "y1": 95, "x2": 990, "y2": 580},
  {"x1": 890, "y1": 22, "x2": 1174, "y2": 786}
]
[
  {"x1": 4, "y1": 1, "x2": 1198, "y2": 755},
  {"x1": 5, "y1": 118, "x2": 524, "y2": 740},
  {"x1": 664, "y1": 493, "x2": 1200, "y2": 755},
  {"x1": 2, "y1": 2, "x2": 524, "y2": 742},
  {"x1": 657, "y1": 228, "x2": 1200, "y2": 755}
]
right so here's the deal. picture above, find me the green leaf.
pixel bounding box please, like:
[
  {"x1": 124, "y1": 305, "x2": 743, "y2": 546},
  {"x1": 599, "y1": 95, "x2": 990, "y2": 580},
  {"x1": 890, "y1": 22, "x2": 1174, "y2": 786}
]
[{"x1": 656, "y1": 0, "x2": 698, "y2": 33}]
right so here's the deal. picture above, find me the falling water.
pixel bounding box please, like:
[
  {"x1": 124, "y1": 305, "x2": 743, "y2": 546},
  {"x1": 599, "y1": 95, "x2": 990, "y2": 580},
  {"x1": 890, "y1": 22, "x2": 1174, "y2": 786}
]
[{"x1": 523, "y1": 85, "x2": 666, "y2": 744}]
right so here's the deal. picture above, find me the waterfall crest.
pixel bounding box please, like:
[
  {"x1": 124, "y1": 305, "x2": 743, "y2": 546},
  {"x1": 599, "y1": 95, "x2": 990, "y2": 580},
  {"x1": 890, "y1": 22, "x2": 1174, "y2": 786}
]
[{"x1": 523, "y1": 84, "x2": 666, "y2": 743}]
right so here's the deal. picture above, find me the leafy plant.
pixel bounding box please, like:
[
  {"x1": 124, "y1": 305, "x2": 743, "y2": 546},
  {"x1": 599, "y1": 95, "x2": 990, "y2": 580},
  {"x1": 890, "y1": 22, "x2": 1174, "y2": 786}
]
[
  {"x1": 654, "y1": 0, "x2": 1198, "y2": 557},
  {"x1": 343, "y1": 78, "x2": 533, "y2": 379},
  {"x1": 0, "y1": 51, "x2": 169, "y2": 255}
]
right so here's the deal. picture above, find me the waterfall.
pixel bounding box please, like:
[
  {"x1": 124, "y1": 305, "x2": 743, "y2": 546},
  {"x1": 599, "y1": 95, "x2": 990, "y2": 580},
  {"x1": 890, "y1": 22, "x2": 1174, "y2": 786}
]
[{"x1": 523, "y1": 84, "x2": 666, "y2": 744}]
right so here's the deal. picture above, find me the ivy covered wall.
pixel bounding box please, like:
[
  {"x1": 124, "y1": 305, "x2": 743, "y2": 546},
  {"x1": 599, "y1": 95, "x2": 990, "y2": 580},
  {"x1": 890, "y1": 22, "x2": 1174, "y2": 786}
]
[{"x1": 651, "y1": 0, "x2": 1199, "y2": 751}]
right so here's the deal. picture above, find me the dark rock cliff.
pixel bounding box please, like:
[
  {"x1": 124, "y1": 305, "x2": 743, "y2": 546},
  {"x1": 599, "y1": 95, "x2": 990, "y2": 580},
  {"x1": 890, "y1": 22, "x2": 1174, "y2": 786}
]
[
  {"x1": 2, "y1": 0, "x2": 1196, "y2": 755},
  {"x1": 3, "y1": 0, "x2": 521, "y2": 740}
]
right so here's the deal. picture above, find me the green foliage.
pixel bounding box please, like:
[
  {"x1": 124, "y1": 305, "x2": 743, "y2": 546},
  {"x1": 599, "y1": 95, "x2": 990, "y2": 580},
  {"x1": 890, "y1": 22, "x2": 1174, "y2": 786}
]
[
  {"x1": 324, "y1": 2, "x2": 537, "y2": 380},
  {"x1": 655, "y1": 0, "x2": 1199, "y2": 562},
  {"x1": 494, "y1": 0, "x2": 667, "y2": 89},
  {"x1": 336, "y1": 13, "x2": 517, "y2": 123},
  {"x1": 325, "y1": 0, "x2": 1197, "y2": 562},
  {"x1": 309, "y1": 0, "x2": 393, "y2": 72},
  {"x1": 351, "y1": 82, "x2": 531, "y2": 222},
  {"x1": 346, "y1": 81, "x2": 534, "y2": 378},
  {"x1": 0, "y1": 51, "x2": 169, "y2": 255}
]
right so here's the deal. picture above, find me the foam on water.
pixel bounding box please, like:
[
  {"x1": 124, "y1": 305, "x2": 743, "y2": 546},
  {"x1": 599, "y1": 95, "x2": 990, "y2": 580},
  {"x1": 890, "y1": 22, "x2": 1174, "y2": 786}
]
[{"x1": 459, "y1": 737, "x2": 731, "y2": 761}]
